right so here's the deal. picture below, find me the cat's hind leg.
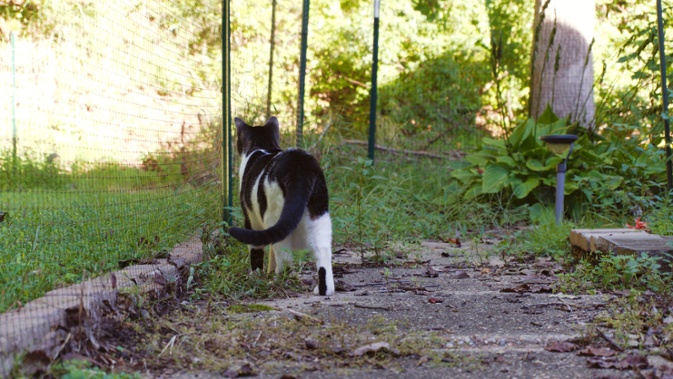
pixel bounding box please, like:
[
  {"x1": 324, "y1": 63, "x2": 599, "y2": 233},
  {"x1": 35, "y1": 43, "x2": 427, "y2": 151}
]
[
  {"x1": 268, "y1": 246, "x2": 277, "y2": 274},
  {"x1": 306, "y1": 214, "x2": 335, "y2": 296},
  {"x1": 250, "y1": 247, "x2": 264, "y2": 272},
  {"x1": 245, "y1": 217, "x2": 265, "y2": 272},
  {"x1": 271, "y1": 240, "x2": 293, "y2": 275}
]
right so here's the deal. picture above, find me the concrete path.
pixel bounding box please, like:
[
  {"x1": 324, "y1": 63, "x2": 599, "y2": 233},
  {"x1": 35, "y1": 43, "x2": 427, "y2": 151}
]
[{"x1": 155, "y1": 237, "x2": 670, "y2": 379}]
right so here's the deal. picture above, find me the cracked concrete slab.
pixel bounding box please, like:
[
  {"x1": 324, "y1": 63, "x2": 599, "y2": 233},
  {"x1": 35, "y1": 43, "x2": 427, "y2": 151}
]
[{"x1": 156, "y1": 241, "x2": 647, "y2": 379}]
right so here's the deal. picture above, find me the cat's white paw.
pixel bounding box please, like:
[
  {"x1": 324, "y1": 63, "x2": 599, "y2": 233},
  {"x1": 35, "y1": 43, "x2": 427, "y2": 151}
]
[
  {"x1": 313, "y1": 266, "x2": 334, "y2": 296},
  {"x1": 313, "y1": 284, "x2": 335, "y2": 296}
]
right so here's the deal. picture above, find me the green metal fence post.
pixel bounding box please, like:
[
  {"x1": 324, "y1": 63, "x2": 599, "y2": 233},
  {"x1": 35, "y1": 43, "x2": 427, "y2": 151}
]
[
  {"x1": 368, "y1": 0, "x2": 381, "y2": 162},
  {"x1": 296, "y1": 0, "x2": 310, "y2": 147},
  {"x1": 266, "y1": 0, "x2": 277, "y2": 119},
  {"x1": 11, "y1": 31, "x2": 17, "y2": 175},
  {"x1": 222, "y1": 0, "x2": 233, "y2": 225},
  {"x1": 657, "y1": 0, "x2": 673, "y2": 193}
]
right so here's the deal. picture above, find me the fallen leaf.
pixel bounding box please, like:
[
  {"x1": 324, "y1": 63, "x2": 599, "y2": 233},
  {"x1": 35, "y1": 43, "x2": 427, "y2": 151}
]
[
  {"x1": 520, "y1": 275, "x2": 554, "y2": 285},
  {"x1": 351, "y1": 341, "x2": 392, "y2": 357},
  {"x1": 626, "y1": 217, "x2": 648, "y2": 230},
  {"x1": 586, "y1": 354, "x2": 649, "y2": 370},
  {"x1": 622, "y1": 354, "x2": 649, "y2": 369},
  {"x1": 500, "y1": 284, "x2": 531, "y2": 293},
  {"x1": 447, "y1": 270, "x2": 470, "y2": 279},
  {"x1": 335, "y1": 279, "x2": 356, "y2": 292},
  {"x1": 661, "y1": 348, "x2": 673, "y2": 361},
  {"x1": 223, "y1": 362, "x2": 255, "y2": 378},
  {"x1": 417, "y1": 356, "x2": 429, "y2": 366},
  {"x1": 445, "y1": 237, "x2": 461, "y2": 247},
  {"x1": 500, "y1": 283, "x2": 551, "y2": 294},
  {"x1": 544, "y1": 341, "x2": 579, "y2": 353},
  {"x1": 428, "y1": 297, "x2": 444, "y2": 304},
  {"x1": 578, "y1": 346, "x2": 617, "y2": 357},
  {"x1": 425, "y1": 265, "x2": 439, "y2": 278},
  {"x1": 305, "y1": 338, "x2": 319, "y2": 350}
]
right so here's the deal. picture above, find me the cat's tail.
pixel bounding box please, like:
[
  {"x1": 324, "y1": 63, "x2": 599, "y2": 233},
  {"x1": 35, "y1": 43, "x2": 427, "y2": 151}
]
[{"x1": 228, "y1": 179, "x2": 312, "y2": 246}]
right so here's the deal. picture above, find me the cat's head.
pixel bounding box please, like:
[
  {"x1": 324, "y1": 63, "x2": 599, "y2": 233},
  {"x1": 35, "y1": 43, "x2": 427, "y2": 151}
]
[{"x1": 234, "y1": 116, "x2": 282, "y2": 155}]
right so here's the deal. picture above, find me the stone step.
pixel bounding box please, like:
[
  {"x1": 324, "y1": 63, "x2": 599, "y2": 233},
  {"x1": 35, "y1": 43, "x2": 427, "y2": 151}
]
[{"x1": 570, "y1": 228, "x2": 673, "y2": 262}]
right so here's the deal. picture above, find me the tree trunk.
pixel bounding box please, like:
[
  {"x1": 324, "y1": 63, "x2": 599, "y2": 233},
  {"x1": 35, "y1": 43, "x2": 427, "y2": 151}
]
[{"x1": 529, "y1": 0, "x2": 595, "y2": 128}]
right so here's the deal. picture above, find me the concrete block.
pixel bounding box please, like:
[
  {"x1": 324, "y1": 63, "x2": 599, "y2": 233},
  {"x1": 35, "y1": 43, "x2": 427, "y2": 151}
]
[{"x1": 0, "y1": 235, "x2": 203, "y2": 377}]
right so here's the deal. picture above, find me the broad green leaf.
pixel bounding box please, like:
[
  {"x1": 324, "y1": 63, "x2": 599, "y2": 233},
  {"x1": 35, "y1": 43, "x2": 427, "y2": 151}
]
[
  {"x1": 482, "y1": 164, "x2": 510, "y2": 193},
  {"x1": 526, "y1": 158, "x2": 556, "y2": 172},
  {"x1": 447, "y1": 160, "x2": 471, "y2": 170},
  {"x1": 507, "y1": 119, "x2": 532, "y2": 147},
  {"x1": 537, "y1": 104, "x2": 559, "y2": 124},
  {"x1": 463, "y1": 185, "x2": 483, "y2": 200},
  {"x1": 513, "y1": 177, "x2": 540, "y2": 199},
  {"x1": 450, "y1": 168, "x2": 478, "y2": 182},
  {"x1": 564, "y1": 182, "x2": 579, "y2": 194},
  {"x1": 495, "y1": 155, "x2": 517, "y2": 167},
  {"x1": 482, "y1": 137, "x2": 506, "y2": 149},
  {"x1": 604, "y1": 175, "x2": 624, "y2": 190},
  {"x1": 528, "y1": 203, "x2": 548, "y2": 223},
  {"x1": 465, "y1": 151, "x2": 497, "y2": 166}
]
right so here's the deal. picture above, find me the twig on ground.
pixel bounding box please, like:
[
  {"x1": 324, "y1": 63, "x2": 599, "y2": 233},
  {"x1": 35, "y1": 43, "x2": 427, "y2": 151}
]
[
  {"x1": 350, "y1": 302, "x2": 392, "y2": 311},
  {"x1": 286, "y1": 309, "x2": 323, "y2": 324},
  {"x1": 597, "y1": 328, "x2": 624, "y2": 352},
  {"x1": 159, "y1": 334, "x2": 178, "y2": 357}
]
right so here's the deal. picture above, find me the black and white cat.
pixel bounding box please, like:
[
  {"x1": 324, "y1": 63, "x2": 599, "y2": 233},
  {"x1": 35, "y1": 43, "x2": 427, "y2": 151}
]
[{"x1": 228, "y1": 116, "x2": 335, "y2": 296}]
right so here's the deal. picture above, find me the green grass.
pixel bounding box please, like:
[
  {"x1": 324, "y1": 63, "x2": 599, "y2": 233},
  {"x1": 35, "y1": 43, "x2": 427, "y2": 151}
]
[
  {"x1": 21, "y1": 359, "x2": 142, "y2": 379},
  {"x1": 0, "y1": 157, "x2": 220, "y2": 312},
  {"x1": 324, "y1": 144, "x2": 530, "y2": 252}
]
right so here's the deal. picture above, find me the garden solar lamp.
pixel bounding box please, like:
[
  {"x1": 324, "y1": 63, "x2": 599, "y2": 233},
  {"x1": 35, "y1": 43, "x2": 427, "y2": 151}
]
[{"x1": 540, "y1": 134, "x2": 578, "y2": 225}]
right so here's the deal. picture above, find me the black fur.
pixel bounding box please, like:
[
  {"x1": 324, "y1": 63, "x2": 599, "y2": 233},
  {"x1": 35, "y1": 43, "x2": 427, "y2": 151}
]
[
  {"x1": 318, "y1": 267, "x2": 327, "y2": 296},
  {"x1": 228, "y1": 117, "x2": 329, "y2": 247},
  {"x1": 249, "y1": 248, "x2": 264, "y2": 271}
]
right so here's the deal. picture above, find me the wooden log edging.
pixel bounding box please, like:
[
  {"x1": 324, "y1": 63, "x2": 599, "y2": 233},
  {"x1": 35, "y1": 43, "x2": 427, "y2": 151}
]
[
  {"x1": 0, "y1": 235, "x2": 203, "y2": 377},
  {"x1": 341, "y1": 139, "x2": 464, "y2": 160}
]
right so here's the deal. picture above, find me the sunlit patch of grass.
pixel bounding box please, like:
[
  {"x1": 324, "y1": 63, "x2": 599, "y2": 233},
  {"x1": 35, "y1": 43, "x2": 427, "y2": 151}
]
[
  {"x1": 0, "y1": 182, "x2": 219, "y2": 312},
  {"x1": 44, "y1": 359, "x2": 142, "y2": 379}
]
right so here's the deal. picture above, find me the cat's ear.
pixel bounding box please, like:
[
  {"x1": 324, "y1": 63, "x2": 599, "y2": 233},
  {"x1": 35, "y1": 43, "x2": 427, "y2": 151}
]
[
  {"x1": 265, "y1": 116, "x2": 279, "y2": 130},
  {"x1": 265, "y1": 116, "x2": 281, "y2": 143},
  {"x1": 234, "y1": 117, "x2": 249, "y2": 133},
  {"x1": 234, "y1": 117, "x2": 249, "y2": 155}
]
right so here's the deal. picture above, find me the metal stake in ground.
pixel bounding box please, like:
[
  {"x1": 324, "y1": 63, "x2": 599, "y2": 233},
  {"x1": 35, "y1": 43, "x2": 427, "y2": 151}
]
[
  {"x1": 656, "y1": 0, "x2": 673, "y2": 193},
  {"x1": 541, "y1": 134, "x2": 577, "y2": 224},
  {"x1": 222, "y1": 0, "x2": 233, "y2": 226},
  {"x1": 296, "y1": 0, "x2": 310, "y2": 148},
  {"x1": 368, "y1": 0, "x2": 381, "y2": 162},
  {"x1": 11, "y1": 31, "x2": 17, "y2": 176}
]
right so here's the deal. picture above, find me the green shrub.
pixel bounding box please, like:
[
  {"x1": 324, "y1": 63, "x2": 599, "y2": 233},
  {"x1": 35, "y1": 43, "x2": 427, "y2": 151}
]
[{"x1": 448, "y1": 107, "x2": 668, "y2": 221}]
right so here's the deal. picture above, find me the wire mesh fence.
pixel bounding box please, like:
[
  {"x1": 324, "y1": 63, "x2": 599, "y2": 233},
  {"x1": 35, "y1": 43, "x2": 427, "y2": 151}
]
[
  {"x1": 0, "y1": 0, "x2": 487, "y2": 373},
  {"x1": 0, "y1": 1, "x2": 222, "y2": 372}
]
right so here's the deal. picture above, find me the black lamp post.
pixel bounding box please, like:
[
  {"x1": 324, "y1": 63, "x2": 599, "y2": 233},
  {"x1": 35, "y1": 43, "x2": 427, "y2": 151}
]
[{"x1": 540, "y1": 134, "x2": 578, "y2": 224}]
